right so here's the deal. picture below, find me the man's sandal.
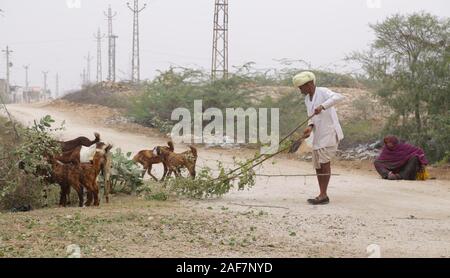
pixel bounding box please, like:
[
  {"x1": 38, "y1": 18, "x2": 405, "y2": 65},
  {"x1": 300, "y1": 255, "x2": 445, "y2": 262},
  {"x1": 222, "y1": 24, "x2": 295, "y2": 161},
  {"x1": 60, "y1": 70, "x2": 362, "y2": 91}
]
[{"x1": 307, "y1": 197, "x2": 330, "y2": 205}]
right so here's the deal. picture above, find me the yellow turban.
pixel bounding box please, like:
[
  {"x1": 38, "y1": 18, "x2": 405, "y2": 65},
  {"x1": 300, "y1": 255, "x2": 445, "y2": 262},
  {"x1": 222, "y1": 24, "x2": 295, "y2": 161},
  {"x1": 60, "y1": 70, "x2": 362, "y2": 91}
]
[{"x1": 292, "y1": 71, "x2": 316, "y2": 87}]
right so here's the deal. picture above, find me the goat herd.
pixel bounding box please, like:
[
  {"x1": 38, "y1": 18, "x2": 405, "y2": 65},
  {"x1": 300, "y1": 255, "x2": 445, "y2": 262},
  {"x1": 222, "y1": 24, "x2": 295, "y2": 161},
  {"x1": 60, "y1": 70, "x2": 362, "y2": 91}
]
[{"x1": 26, "y1": 133, "x2": 198, "y2": 209}]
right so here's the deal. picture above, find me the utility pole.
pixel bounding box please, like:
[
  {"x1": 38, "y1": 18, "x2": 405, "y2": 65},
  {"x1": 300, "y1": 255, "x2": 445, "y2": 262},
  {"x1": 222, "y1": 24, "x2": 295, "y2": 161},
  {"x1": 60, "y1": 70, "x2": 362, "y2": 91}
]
[
  {"x1": 23, "y1": 64, "x2": 30, "y2": 90},
  {"x1": 81, "y1": 69, "x2": 86, "y2": 87},
  {"x1": 2, "y1": 46, "x2": 13, "y2": 96},
  {"x1": 94, "y1": 28, "x2": 106, "y2": 84},
  {"x1": 127, "y1": 0, "x2": 147, "y2": 83},
  {"x1": 42, "y1": 71, "x2": 49, "y2": 100},
  {"x1": 211, "y1": 0, "x2": 229, "y2": 80},
  {"x1": 84, "y1": 52, "x2": 92, "y2": 84},
  {"x1": 55, "y1": 73, "x2": 59, "y2": 99},
  {"x1": 104, "y1": 5, "x2": 118, "y2": 82}
]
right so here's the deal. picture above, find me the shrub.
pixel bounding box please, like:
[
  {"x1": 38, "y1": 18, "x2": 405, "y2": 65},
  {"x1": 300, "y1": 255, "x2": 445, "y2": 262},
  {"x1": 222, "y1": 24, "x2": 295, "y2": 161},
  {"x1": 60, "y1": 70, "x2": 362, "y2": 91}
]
[
  {"x1": 109, "y1": 148, "x2": 143, "y2": 194},
  {"x1": 162, "y1": 159, "x2": 256, "y2": 199},
  {"x1": 136, "y1": 181, "x2": 169, "y2": 201},
  {"x1": 340, "y1": 119, "x2": 382, "y2": 148},
  {"x1": 0, "y1": 115, "x2": 62, "y2": 210},
  {"x1": 128, "y1": 67, "x2": 309, "y2": 141}
]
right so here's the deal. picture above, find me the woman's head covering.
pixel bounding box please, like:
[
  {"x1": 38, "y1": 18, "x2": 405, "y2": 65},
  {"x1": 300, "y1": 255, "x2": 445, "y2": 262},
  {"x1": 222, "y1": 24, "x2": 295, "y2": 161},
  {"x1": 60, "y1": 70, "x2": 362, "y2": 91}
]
[
  {"x1": 376, "y1": 135, "x2": 428, "y2": 170},
  {"x1": 384, "y1": 135, "x2": 399, "y2": 145},
  {"x1": 293, "y1": 71, "x2": 316, "y2": 87},
  {"x1": 384, "y1": 135, "x2": 399, "y2": 150}
]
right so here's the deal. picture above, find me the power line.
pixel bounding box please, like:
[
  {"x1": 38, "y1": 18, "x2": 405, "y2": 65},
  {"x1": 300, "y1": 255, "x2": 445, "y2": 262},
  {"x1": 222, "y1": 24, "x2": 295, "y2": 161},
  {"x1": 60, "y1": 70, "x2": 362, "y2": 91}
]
[
  {"x1": 127, "y1": 0, "x2": 147, "y2": 83},
  {"x1": 104, "y1": 5, "x2": 118, "y2": 82},
  {"x1": 6, "y1": 37, "x2": 92, "y2": 46},
  {"x1": 211, "y1": 0, "x2": 229, "y2": 80},
  {"x1": 93, "y1": 28, "x2": 106, "y2": 83}
]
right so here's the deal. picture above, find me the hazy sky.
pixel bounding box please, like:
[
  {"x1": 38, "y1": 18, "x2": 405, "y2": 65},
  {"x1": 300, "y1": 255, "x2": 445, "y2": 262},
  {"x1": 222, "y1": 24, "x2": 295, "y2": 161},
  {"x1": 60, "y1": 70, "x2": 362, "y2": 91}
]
[{"x1": 0, "y1": 0, "x2": 449, "y2": 93}]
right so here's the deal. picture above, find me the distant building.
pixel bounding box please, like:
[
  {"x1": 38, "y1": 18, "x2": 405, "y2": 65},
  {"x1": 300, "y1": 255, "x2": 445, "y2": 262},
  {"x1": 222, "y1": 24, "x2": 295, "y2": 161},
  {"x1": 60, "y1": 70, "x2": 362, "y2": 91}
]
[
  {"x1": 26, "y1": 86, "x2": 44, "y2": 103},
  {"x1": 0, "y1": 79, "x2": 10, "y2": 103},
  {"x1": 0, "y1": 80, "x2": 49, "y2": 103},
  {"x1": 10, "y1": 85, "x2": 24, "y2": 103}
]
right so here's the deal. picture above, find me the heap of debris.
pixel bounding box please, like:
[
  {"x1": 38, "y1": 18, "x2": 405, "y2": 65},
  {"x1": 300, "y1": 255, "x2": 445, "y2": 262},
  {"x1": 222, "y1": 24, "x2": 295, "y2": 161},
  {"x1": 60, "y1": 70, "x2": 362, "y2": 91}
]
[
  {"x1": 104, "y1": 115, "x2": 135, "y2": 126},
  {"x1": 296, "y1": 141, "x2": 382, "y2": 162},
  {"x1": 337, "y1": 141, "x2": 382, "y2": 161},
  {"x1": 100, "y1": 81, "x2": 134, "y2": 92}
]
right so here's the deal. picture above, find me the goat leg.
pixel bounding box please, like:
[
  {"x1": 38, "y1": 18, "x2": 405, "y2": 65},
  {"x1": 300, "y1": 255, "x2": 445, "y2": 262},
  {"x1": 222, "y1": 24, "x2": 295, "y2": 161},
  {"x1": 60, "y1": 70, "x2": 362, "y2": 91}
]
[
  {"x1": 174, "y1": 168, "x2": 182, "y2": 178},
  {"x1": 104, "y1": 179, "x2": 110, "y2": 204},
  {"x1": 85, "y1": 191, "x2": 93, "y2": 206},
  {"x1": 160, "y1": 163, "x2": 168, "y2": 181},
  {"x1": 59, "y1": 186, "x2": 68, "y2": 207},
  {"x1": 147, "y1": 165, "x2": 158, "y2": 181},
  {"x1": 66, "y1": 186, "x2": 71, "y2": 205}
]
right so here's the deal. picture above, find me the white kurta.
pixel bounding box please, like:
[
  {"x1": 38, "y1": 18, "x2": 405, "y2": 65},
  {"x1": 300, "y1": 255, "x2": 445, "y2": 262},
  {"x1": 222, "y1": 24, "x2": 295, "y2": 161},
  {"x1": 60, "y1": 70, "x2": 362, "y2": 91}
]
[{"x1": 305, "y1": 87, "x2": 345, "y2": 150}]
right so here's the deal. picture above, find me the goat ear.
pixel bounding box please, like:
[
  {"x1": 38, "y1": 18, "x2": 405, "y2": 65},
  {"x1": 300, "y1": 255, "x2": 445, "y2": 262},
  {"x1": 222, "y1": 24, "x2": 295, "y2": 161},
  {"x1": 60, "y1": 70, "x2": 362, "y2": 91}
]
[{"x1": 167, "y1": 141, "x2": 174, "y2": 152}]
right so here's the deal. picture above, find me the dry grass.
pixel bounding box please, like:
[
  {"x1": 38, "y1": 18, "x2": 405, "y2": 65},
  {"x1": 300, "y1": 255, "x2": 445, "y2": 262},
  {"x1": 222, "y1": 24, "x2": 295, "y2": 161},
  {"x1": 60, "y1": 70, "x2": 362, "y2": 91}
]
[{"x1": 0, "y1": 195, "x2": 364, "y2": 258}]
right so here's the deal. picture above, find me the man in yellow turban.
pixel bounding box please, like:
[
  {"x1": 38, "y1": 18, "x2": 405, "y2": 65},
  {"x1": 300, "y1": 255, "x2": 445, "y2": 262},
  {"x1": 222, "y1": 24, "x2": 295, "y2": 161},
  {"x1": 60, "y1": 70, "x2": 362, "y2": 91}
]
[{"x1": 293, "y1": 71, "x2": 345, "y2": 205}]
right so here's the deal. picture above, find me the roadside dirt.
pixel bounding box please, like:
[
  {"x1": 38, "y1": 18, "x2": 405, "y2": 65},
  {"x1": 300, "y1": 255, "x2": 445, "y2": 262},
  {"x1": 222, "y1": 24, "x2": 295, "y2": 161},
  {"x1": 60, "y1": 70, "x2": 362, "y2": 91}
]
[{"x1": 1, "y1": 102, "x2": 449, "y2": 258}]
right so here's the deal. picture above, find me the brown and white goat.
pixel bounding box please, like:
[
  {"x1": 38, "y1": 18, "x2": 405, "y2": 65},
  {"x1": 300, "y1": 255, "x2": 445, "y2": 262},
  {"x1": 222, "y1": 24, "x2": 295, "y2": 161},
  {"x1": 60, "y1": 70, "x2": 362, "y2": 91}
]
[
  {"x1": 80, "y1": 143, "x2": 113, "y2": 206},
  {"x1": 133, "y1": 141, "x2": 174, "y2": 181},
  {"x1": 153, "y1": 145, "x2": 197, "y2": 179}
]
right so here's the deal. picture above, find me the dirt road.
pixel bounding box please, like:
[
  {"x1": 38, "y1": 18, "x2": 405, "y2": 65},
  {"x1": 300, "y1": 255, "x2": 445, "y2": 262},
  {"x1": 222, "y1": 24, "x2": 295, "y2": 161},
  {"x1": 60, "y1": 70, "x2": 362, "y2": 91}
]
[{"x1": 2, "y1": 102, "x2": 449, "y2": 258}]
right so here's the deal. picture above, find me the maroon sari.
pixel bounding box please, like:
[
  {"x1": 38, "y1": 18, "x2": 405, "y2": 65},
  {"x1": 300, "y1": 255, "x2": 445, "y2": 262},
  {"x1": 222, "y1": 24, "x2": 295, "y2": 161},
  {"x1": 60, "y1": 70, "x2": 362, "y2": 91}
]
[{"x1": 375, "y1": 136, "x2": 428, "y2": 172}]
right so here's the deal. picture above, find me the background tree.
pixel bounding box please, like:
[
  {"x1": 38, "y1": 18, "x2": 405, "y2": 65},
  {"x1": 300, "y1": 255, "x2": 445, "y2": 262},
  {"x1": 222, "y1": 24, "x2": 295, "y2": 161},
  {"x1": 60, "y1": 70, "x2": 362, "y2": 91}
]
[{"x1": 349, "y1": 12, "x2": 450, "y2": 162}]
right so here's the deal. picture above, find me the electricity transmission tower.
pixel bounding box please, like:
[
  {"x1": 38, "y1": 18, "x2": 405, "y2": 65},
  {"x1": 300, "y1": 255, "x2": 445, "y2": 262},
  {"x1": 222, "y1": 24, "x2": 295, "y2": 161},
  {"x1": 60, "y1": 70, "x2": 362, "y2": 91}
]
[
  {"x1": 42, "y1": 71, "x2": 49, "y2": 100},
  {"x1": 2, "y1": 46, "x2": 13, "y2": 96},
  {"x1": 211, "y1": 0, "x2": 229, "y2": 80},
  {"x1": 104, "y1": 5, "x2": 118, "y2": 82},
  {"x1": 94, "y1": 28, "x2": 106, "y2": 83},
  {"x1": 84, "y1": 52, "x2": 92, "y2": 84},
  {"x1": 127, "y1": 0, "x2": 147, "y2": 83},
  {"x1": 23, "y1": 64, "x2": 30, "y2": 90}
]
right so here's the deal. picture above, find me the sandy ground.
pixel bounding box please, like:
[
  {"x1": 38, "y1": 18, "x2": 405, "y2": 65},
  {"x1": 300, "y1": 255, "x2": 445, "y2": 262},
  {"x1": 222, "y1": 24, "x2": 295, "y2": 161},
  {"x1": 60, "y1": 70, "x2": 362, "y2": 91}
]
[{"x1": 1, "y1": 102, "x2": 449, "y2": 258}]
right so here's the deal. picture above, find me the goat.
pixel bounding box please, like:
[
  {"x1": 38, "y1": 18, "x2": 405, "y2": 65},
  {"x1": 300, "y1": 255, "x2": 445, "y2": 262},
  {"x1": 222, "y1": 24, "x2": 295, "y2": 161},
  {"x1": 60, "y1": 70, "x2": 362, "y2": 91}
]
[
  {"x1": 47, "y1": 158, "x2": 84, "y2": 207},
  {"x1": 57, "y1": 142, "x2": 112, "y2": 204},
  {"x1": 133, "y1": 141, "x2": 174, "y2": 181},
  {"x1": 18, "y1": 153, "x2": 83, "y2": 207},
  {"x1": 18, "y1": 133, "x2": 107, "y2": 207},
  {"x1": 80, "y1": 143, "x2": 113, "y2": 206},
  {"x1": 19, "y1": 133, "x2": 101, "y2": 172},
  {"x1": 57, "y1": 142, "x2": 106, "y2": 165},
  {"x1": 153, "y1": 145, "x2": 197, "y2": 179},
  {"x1": 59, "y1": 132, "x2": 100, "y2": 152}
]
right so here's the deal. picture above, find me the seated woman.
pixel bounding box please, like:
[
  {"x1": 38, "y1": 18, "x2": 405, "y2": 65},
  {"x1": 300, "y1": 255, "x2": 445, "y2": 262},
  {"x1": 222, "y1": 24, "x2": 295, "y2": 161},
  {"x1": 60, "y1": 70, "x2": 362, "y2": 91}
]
[{"x1": 374, "y1": 136, "x2": 428, "y2": 180}]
